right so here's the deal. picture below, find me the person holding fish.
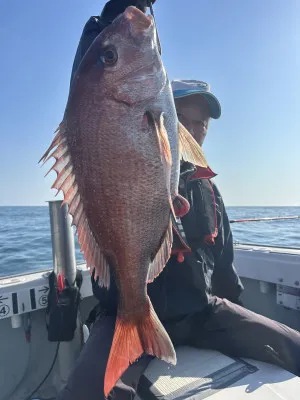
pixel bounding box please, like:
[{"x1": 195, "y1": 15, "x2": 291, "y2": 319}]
[{"x1": 49, "y1": 1, "x2": 300, "y2": 399}]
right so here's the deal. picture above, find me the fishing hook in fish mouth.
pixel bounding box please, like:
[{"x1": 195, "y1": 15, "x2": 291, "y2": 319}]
[{"x1": 147, "y1": 1, "x2": 162, "y2": 55}]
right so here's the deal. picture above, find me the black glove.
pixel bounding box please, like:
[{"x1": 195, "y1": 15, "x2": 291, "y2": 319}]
[{"x1": 101, "y1": 0, "x2": 156, "y2": 23}]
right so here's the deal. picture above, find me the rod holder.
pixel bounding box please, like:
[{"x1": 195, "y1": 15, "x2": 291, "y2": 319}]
[{"x1": 48, "y1": 200, "x2": 77, "y2": 286}]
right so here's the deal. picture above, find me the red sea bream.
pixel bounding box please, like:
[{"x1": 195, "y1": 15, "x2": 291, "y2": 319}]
[{"x1": 40, "y1": 6, "x2": 210, "y2": 397}]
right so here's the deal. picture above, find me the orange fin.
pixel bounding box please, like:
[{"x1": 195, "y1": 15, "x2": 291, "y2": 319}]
[
  {"x1": 39, "y1": 122, "x2": 110, "y2": 288},
  {"x1": 155, "y1": 113, "x2": 172, "y2": 167},
  {"x1": 104, "y1": 298, "x2": 176, "y2": 398},
  {"x1": 178, "y1": 121, "x2": 208, "y2": 167},
  {"x1": 152, "y1": 112, "x2": 176, "y2": 217},
  {"x1": 147, "y1": 218, "x2": 173, "y2": 283}
]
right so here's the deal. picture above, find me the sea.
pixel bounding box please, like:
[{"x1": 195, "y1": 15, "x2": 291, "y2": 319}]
[{"x1": 0, "y1": 206, "x2": 299, "y2": 278}]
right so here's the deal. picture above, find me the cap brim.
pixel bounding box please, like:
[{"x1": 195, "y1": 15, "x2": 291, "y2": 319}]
[{"x1": 173, "y1": 89, "x2": 221, "y2": 119}]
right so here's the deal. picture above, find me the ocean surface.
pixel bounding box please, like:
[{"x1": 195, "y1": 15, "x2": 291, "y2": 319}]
[{"x1": 0, "y1": 206, "x2": 299, "y2": 278}]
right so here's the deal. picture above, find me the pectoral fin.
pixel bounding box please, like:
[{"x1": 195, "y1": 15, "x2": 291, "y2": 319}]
[
  {"x1": 178, "y1": 121, "x2": 208, "y2": 167},
  {"x1": 148, "y1": 112, "x2": 176, "y2": 217}
]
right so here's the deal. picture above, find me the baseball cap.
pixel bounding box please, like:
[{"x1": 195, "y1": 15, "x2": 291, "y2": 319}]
[{"x1": 171, "y1": 80, "x2": 221, "y2": 119}]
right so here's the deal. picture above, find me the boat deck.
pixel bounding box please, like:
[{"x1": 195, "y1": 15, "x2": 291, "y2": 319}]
[{"x1": 135, "y1": 346, "x2": 300, "y2": 399}]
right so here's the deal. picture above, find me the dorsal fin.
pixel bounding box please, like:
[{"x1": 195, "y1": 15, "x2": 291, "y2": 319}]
[
  {"x1": 39, "y1": 122, "x2": 110, "y2": 288},
  {"x1": 147, "y1": 218, "x2": 173, "y2": 283}
]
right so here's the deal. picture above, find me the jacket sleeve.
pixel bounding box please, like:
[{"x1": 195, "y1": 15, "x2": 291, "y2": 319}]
[{"x1": 210, "y1": 182, "x2": 244, "y2": 304}]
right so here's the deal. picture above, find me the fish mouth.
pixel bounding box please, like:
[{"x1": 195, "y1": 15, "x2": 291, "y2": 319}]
[{"x1": 124, "y1": 6, "x2": 153, "y2": 35}]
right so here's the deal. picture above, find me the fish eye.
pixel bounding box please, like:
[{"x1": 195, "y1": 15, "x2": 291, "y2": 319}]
[{"x1": 100, "y1": 47, "x2": 118, "y2": 66}]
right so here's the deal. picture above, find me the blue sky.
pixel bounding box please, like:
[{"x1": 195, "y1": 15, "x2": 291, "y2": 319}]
[{"x1": 0, "y1": 0, "x2": 299, "y2": 206}]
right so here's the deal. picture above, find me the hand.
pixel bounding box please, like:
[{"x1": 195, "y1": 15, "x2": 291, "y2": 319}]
[
  {"x1": 101, "y1": 0, "x2": 156, "y2": 23},
  {"x1": 130, "y1": 0, "x2": 156, "y2": 11}
]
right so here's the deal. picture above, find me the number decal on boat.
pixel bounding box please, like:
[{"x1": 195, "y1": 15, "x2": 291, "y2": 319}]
[{"x1": 0, "y1": 304, "x2": 10, "y2": 318}]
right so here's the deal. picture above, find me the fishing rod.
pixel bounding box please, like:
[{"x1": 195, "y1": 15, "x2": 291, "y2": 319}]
[{"x1": 230, "y1": 216, "x2": 300, "y2": 224}]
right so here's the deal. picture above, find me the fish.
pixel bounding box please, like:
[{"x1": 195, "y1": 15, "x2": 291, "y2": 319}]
[{"x1": 39, "y1": 6, "x2": 210, "y2": 397}]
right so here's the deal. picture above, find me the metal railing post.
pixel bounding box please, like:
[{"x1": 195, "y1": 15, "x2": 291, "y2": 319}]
[
  {"x1": 48, "y1": 200, "x2": 81, "y2": 392},
  {"x1": 48, "y1": 200, "x2": 76, "y2": 285}
]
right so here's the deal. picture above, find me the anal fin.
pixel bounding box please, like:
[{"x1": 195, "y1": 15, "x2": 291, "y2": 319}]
[{"x1": 147, "y1": 218, "x2": 173, "y2": 283}]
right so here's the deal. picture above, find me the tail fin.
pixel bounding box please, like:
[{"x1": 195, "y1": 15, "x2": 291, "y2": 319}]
[{"x1": 104, "y1": 298, "x2": 176, "y2": 398}]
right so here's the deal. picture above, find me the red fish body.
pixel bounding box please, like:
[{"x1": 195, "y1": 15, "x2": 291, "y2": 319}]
[{"x1": 40, "y1": 6, "x2": 210, "y2": 397}]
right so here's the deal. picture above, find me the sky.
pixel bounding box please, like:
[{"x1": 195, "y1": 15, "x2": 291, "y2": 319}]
[{"x1": 0, "y1": 0, "x2": 299, "y2": 206}]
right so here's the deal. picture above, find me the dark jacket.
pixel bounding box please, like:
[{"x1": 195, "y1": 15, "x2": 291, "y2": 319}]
[
  {"x1": 148, "y1": 163, "x2": 244, "y2": 322},
  {"x1": 71, "y1": 7, "x2": 244, "y2": 323}
]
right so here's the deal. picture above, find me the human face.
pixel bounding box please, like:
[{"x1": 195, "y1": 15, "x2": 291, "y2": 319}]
[{"x1": 175, "y1": 95, "x2": 211, "y2": 146}]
